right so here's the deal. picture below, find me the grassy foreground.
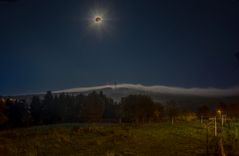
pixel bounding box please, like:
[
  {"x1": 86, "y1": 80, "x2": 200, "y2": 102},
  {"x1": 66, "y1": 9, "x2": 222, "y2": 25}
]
[{"x1": 0, "y1": 122, "x2": 238, "y2": 156}]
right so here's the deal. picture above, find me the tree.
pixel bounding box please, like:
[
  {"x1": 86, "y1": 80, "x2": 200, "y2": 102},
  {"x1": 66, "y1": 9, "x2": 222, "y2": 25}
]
[
  {"x1": 31, "y1": 96, "x2": 43, "y2": 124},
  {"x1": 42, "y1": 91, "x2": 55, "y2": 124},
  {"x1": 0, "y1": 97, "x2": 8, "y2": 126},
  {"x1": 54, "y1": 93, "x2": 67, "y2": 122},
  {"x1": 152, "y1": 102, "x2": 164, "y2": 122},
  {"x1": 166, "y1": 101, "x2": 179, "y2": 125},
  {"x1": 226, "y1": 103, "x2": 239, "y2": 118},
  {"x1": 178, "y1": 107, "x2": 197, "y2": 122},
  {"x1": 80, "y1": 91, "x2": 105, "y2": 122},
  {"x1": 7, "y1": 99, "x2": 31, "y2": 127},
  {"x1": 121, "y1": 95, "x2": 155, "y2": 123},
  {"x1": 103, "y1": 98, "x2": 117, "y2": 121},
  {"x1": 216, "y1": 102, "x2": 227, "y2": 114},
  {"x1": 57, "y1": 94, "x2": 83, "y2": 122},
  {"x1": 197, "y1": 105, "x2": 211, "y2": 117},
  {"x1": 70, "y1": 94, "x2": 84, "y2": 122}
]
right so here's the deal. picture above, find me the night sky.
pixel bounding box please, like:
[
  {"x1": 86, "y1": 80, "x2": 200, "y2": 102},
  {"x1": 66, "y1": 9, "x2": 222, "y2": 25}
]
[{"x1": 1, "y1": 0, "x2": 239, "y2": 95}]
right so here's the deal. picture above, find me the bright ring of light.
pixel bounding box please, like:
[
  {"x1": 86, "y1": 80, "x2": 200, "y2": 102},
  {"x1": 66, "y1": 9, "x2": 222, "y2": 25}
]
[{"x1": 94, "y1": 16, "x2": 103, "y2": 24}]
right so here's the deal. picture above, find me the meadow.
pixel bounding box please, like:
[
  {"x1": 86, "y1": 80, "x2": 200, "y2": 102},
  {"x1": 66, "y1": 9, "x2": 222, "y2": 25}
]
[{"x1": 0, "y1": 121, "x2": 238, "y2": 156}]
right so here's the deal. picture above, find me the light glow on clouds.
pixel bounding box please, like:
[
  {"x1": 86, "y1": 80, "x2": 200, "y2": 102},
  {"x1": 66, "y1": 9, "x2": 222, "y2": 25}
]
[{"x1": 53, "y1": 83, "x2": 239, "y2": 97}]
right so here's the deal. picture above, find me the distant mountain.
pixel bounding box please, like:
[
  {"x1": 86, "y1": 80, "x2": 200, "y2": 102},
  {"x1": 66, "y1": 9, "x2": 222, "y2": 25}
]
[
  {"x1": 15, "y1": 83, "x2": 239, "y2": 110},
  {"x1": 53, "y1": 83, "x2": 239, "y2": 97},
  {"x1": 51, "y1": 84, "x2": 239, "y2": 109}
]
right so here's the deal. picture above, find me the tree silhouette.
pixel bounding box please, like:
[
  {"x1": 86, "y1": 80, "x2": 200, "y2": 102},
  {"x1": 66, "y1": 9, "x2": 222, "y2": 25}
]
[
  {"x1": 0, "y1": 97, "x2": 8, "y2": 126},
  {"x1": 80, "y1": 91, "x2": 105, "y2": 122},
  {"x1": 31, "y1": 96, "x2": 43, "y2": 124},
  {"x1": 121, "y1": 95, "x2": 155, "y2": 123},
  {"x1": 7, "y1": 99, "x2": 30, "y2": 127},
  {"x1": 42, "y1": 91, "x2": 54, "y2": 124},
  {"x1": 153, "y1": 102, "x2": 164, "y2": 122},
  {"x1": 166, "y1": 101, "x2": 178, "y2": 125},
  {"x1": 197, "y1": 105, "x2": 210, "y2": 118}
]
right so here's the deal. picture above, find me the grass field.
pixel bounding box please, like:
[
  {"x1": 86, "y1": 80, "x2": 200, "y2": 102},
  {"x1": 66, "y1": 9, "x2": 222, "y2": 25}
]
[{"x1": 0, "y1": 121, "x2": 238, "y2": 156}]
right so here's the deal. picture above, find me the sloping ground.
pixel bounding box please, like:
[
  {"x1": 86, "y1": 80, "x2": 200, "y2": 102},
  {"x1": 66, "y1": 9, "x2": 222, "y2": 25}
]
[{"x1": 0, "y1": 122, "x2": 237, "y2": 156}]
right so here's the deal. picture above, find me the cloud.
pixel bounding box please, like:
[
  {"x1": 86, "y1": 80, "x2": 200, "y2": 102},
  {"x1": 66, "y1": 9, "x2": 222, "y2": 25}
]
[{"x1": 53, "y1": 83, "x2": 239, "y2": 97}]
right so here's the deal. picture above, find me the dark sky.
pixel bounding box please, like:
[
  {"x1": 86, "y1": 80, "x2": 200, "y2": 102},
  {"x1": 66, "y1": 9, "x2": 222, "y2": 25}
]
[{"x1": 1, "y1": 0, "x2": 239, "y2": 95}]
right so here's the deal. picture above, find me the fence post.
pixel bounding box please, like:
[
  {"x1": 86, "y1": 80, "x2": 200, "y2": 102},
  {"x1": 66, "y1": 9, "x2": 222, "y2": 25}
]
[
  {"x1": 221, "y1": 115, "x2": 224, "y2": 127},
  {"x1": 214, "y1": 117, "x2": 217, "y2": 137},
  {"x1": 206, "y1": 126, "x2": 209, "y2": 156},
  {"x1": 236, "y1": 128, "x2": 238, "y2": 140}
]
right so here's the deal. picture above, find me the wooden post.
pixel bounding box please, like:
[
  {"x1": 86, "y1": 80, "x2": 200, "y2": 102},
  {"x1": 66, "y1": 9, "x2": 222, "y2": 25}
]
[
  {"x1": 206, "y1": 126, "x2": 209, "y2": 156},
  {"x1": 219, "y1": 138, "x2": 226, "y2": 156},
  {"x1": 225, "y1": 115, "x2": 227, "y2": 128},
  {"x1": 221, "y1": 115, "x2": 224, "y2": 127},
  {"x1": 214, "y1": 117, "x2": 217, "y2": 137},
  {"x1": 236, "y1": 128, "x2": 238, "y2": 140},
  {"x1": 201, "y1": 116, "x2": 203, "y2": 124}
]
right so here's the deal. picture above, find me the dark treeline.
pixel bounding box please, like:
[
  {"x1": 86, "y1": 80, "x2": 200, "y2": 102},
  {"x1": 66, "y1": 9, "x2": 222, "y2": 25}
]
[{"x1": 0, "y1": 91, "x2": 239, "y2": 128}]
